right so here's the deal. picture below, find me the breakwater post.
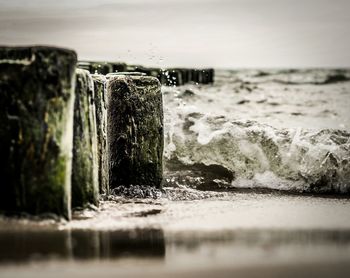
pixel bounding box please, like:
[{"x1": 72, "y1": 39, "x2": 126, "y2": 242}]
[
  {"x1": 0, "y1": 46, "x2": 77, "y2": 219},
  {"x1": 91, "y1": 74, "x2": 109, "y2": 194},
  {"x1": 107, "y1": 73, "x2": 164, "y2": 189},
  {"x1": 71, "y1": 69, "x2": 99, "y2": 208}
]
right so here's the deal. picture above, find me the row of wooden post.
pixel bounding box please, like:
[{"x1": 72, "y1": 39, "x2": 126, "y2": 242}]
[
  {"x1": 78, "y1": 61, "x2": 214, "y2": 86},
  {"x1": 0, "y1": 46, "x2": 167, "y2": 219}
]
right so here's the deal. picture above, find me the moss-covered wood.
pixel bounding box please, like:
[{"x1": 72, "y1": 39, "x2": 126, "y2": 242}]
[
  {"x1": 0, "y1": 46, "x2": 77, "y2": 219},
  {"x1": 91, "y1": 74, "x2": 108, "y2": 194},
  {"x1": 107, "y1": 74, "x2": 163, "y2": 189},
  {"x1": 72, "y1": 69, "x2": 99, "y2": 208}
]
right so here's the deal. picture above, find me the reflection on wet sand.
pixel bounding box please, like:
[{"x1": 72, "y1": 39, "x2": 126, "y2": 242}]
[
  {"x1": 0, "y1": 229, "x2": 165, "y2": 263},
  {"x1": 1, "y1": 227, "x2": 350, "y2": 265}
]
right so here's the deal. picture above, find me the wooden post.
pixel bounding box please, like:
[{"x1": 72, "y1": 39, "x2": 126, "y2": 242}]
[
  {"x1": 91, "y1": 74, "x2": 109, "y2": 194},
  {"x1": 107, "y1": 73, "x2": 163, "y2": 189},
  {"x1": 0, "y1": 46, "x2": 76, "y2": 219},
  {"x1": 71, "y1": 69, "x2": 99, "y2": 208}
]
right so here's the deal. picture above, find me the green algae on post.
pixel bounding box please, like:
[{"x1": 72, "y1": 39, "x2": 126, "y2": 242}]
[
  {"x1": 107, "y1": 73, "x2": 164, "y2": 189},
  {"x1": 72, "y1": 69, "x2": 99, "y2": 208},
  {"x1": 91, "y1": 74, "x2": 109, "y2": 194},
  {"x1": 0, "y1": 46, "x2": 76, "y2": 219}
]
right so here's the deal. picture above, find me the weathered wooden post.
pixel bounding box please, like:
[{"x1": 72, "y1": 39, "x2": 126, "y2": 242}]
[
  {"x1": 71, "y1": 69, "x2": 99, "y2": 208},
  {"x1": 91, "y1": 62, "x2": 113, "y2": 75},
  {"x1": 111, "y1": 62, "x2": 127, "y2": 73},
  {"x1": 179, "y1": 68, "x2": 189, "y2": 84},
  {"x1": 208, "y1": 68, "x2": 215, "y2": 83},
  {"x1": 77, "y1": 61, "x2": 91, "y2": 72},
  {"x1": 200, "y1": 69, "x2": 215, "y2": 84},
  {"x1": 0, "y1": 46, "x2": 76, "y2": 219},
  {"x1": 148, "y1": 68, "x2": 162, "y2": 80},
  {"x1": 78, "y1": 61, "x2": 118, "y2": 75},
  {"x1": 91, "y1": 74, "x2": 109, "y2": 194},
  {"x1": 191, "y1": 69, "x2": 200, "y2": 83},
  {"x1": 158, "y1": 69, "x2": 168, "y2": 85},
  {"x1": 168, "y1": 69, "x2": 183, "y2": 86},
  {"x1": 107, "y1": 73, "x2": 163, "y2": 189}
]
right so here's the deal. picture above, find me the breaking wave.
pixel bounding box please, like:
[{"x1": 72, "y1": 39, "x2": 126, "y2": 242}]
[{"x1": 163, "y1": 70, "x2": 350, "y2": 194}]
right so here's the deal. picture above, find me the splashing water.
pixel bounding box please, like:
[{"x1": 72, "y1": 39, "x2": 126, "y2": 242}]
[{"x1": 163, "y1": 69, "x2": 350, "y2": 194}]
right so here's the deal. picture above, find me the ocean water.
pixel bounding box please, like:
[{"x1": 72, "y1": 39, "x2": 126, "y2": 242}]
[
  {"x1": 163, "y1": 69, "x2": 350, "y2": 193},
  {"x1": 0, "y1": 69, "x2": 350, "y2": 277}
]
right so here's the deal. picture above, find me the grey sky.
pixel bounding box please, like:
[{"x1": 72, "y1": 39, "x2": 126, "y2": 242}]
[{"x1": 0, "y1": 0, "x2": 349, "y2": 68}]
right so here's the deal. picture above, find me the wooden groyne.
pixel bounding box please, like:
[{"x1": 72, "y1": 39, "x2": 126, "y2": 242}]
[
  {"x1": 78, "y1": 61, "x2": 214, "y2": 86},
  {"x1": 0, "y1": 46, "x2": 215, "y2": 219}
]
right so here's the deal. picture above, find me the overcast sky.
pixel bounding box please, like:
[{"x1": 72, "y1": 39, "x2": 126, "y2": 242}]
[{"x1": 0, "y1": 0, "x2": 349, "y2": 68}]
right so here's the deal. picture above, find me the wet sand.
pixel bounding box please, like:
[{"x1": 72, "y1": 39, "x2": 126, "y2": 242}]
[
  {"x1": 0, "y1": 192, "x2": 350, "y2": 277},
  {"x1": 0, "y1": 260, "x2": 350, "y2": 278}
]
